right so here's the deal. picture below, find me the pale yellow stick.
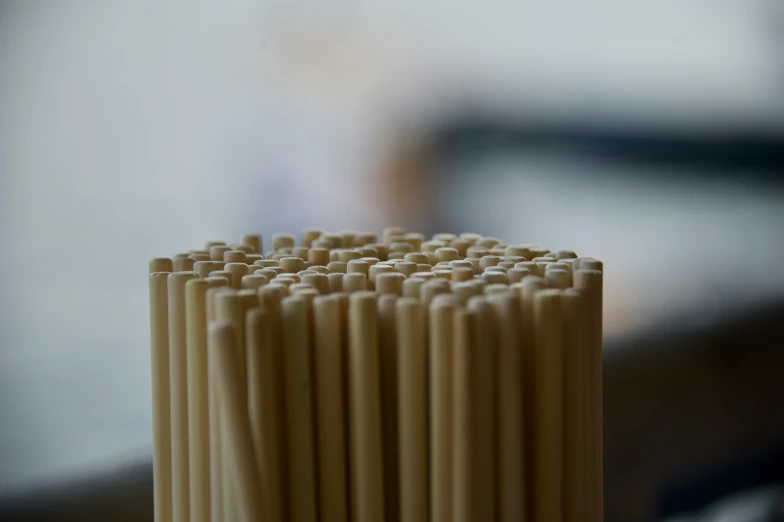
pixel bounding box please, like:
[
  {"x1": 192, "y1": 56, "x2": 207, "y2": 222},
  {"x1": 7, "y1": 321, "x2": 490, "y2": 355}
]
[
  {"x1": 282, "y1": 295, "x2": 318, "y2": 522},
  {"x1": 378, "y1": 294, "x2": 400, "y2": 522},
  {"x1": 429, "y1": 294, "x2": 458, "y2": 522},
  {"x1": 215, "y1": 292, "x2": 243, "y2": 522},
  {"x1": 516, "y1": 276, "x2": 547, "y2": 522},
  {"x1": 466, "y1": 296, "x2": 496, "y2": 522},
  {"x1": 574, "y1": 268, "x2": 603, "y2": 522},
  {"x1": 453, "y1": 308, "x2": 478, "y2": 522},
  {"x1": 150, "y1": 257, "x2": 173, "y2": 274},
  {"x1": 241, "y1": 234, "x2": 262, "y2": 254},
  {"x1": 209, "y1": 323, "x2": 266, "y2": 522},
  {"x1": 533, "y1": 289, "x2": 564, "y2": 522},
  {"x1": 348, "y1": 291, "x2": 386, "y2": 522},
  {"x1": 246, "y1": 308, "x2": 284, "y2": 522},
  {"x1": 312, "y1": 296, "x2": 349, "y2": 522},
  {"x1": 150, "y1": 273, "x2": 172, "y2": 522},
  {"x1": 396, "y1": 298, "x2": 427, "y2": 522},
  {"x1": 328, "y1": 272, "x2": 344, "y2": 293},
  {"x1": 185, "y1": 279, "x2": 212, "y2": 522},
  {"x1": 343, "y1": 272, "x2": 368, "y2": 293},
  {"x1": 168, "y1": 272, "x2": 197, "y2": 522},
  {"x1": 562, "y1": 289, "x2": 587, "y2": 522},
  {"x1": 487, "y1": 292, "x2": 525, "y2": 522},
  {"x1": 258, "y1": 285, "x2": 289, "y2": 519}
]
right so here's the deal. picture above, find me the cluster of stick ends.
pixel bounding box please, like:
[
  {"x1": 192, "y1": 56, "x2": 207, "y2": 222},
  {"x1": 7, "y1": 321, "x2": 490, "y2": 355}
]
[{"x1": 148, "y1": 227, "x2": 603, "y2": 522}]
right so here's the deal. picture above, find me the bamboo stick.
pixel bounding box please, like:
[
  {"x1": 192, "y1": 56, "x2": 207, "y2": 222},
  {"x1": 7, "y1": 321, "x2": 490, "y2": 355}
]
[
  {"x1": 150, "y1": 272, "x2": 172, "y2": 522},
  {"x1": 246, "y1": 308, "x2": 284, "y2": 522},
  {"x1": 488, "y1": 292, "x2": 525, "y2": 522},
  {"x1": 168, "y1": 272, "x2": 197, "y2": 522},
  {"x1": 313, "y1": 296, "x2": 349, "y2": 522},
  {"x1": 562, "y1": 288, "x2": 587, "y2": 522},
  {"x1": 574, "y1": 268, "x2": 603, "y2": 522},
  {"x1": 453, "y1": 308, "x2": 478, "y2": 522},
  {"x1": 533, "y1": 289, "x2": 564, "y2": 522},
  {"x1": 396, "y1": 297, "x2": 427, "y2": 522},
  {"x1": 466, "y1": 296, "x2": 496, "y2": 522},
  {"x1": 378, "y1": 294, "x2": 400, "y2": 522},
  {"x1": 348, "y1": 291, "x2": 386, "y2": 522},
  {"x1": 282, "y1": 295, "x2": 318, "y2": 522},
  {"x1": 209, "y1": 322, "x2": 266, "y2": 522},
  {"x1": 429, "y1": 294, "x2": 458, "y2": 522}
]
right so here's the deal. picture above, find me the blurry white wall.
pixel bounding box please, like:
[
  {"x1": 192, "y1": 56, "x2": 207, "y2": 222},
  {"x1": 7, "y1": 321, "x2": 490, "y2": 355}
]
[{"x1": 1, "y1": 0, "x2": 782, "y2": 492}]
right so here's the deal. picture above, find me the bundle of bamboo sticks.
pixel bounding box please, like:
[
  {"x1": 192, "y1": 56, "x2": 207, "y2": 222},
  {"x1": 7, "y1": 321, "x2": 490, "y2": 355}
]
[{"x1": 148, "y1": 228, "x2": 603, "y2": 522}]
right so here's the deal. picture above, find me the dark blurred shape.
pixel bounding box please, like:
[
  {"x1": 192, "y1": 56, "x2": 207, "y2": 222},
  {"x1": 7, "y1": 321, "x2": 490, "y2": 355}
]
[{"x1": 0, "y1": 462, "x2": 152, "y2": 522}]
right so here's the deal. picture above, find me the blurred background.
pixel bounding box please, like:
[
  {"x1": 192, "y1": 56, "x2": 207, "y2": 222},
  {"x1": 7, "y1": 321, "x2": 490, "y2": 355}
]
[{"x1": 1, "y1": 0, "x2": 784, "y2": 520}]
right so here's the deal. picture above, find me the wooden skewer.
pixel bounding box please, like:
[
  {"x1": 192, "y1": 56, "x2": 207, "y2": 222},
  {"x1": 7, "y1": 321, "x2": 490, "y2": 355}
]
[
  {"x1": 453, "y1": 308, "x2": 478, "y2": 522},
  {"x1": 533, "y1": 289, "x2": 564, "y2": 522},
  {"x1": 378, "y1": 294, "x2": 400, "y2": 522},
  {"x1": 246, "y1": 308, "x2": 284, "y2": 522},
  {"x1": 347, "y1": 291, "x2": 386, "y2": 522},
  {"x1": 488, "y1": 292, "x2": 525, "y2": 522},
  {"x1": 209, "y1": 322, "x2": 267, "y2": 522},
  {"x1": 516, "y1": 275, "x2": 548, "y2": 522},
  {"x1": 241, "y1": 234, "x2": 262, "y2": 254},
  {"x1": 168, "y1": 272, "x2": 198, "y2": 522},
  {"x1": 150, "y1": 272, "x2": 173, "y2": 522},
  {"x1": 466, "y1": 296, "x2": 496, "y2": 522},
  {"x1": 562, "y1": 288, "x2": 587, "y2": 522},
  {"x1": 313, "y1": 296, "x2": 349, "y2": 522},
  {"x1": 185, "y1": 279, "x2": 212, "y2": 522},
  {"x1": 150, "y1": 257, "x2": 174, "y2": 274},
  {"x1": 396, "y1": 297, "x2": 427, "y2": 522},
  {"x1": 429, "y1": 294, "x2": 458, "y2": 522},
  {"x1": 573, "y1": 268, "x2": 604, "y2": 522},
  {"x1": 281, "y1": 295, "x2": 318, "y2": 522}
]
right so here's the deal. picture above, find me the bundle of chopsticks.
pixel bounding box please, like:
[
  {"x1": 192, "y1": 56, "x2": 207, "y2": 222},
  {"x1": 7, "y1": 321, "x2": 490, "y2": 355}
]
[{"x1": 148, "y1": 228, "x2": 603, "y2": 522}]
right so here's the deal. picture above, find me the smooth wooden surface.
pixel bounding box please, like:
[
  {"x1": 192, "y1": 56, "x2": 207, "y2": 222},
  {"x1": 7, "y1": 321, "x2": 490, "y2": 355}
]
[
  {"x1": 149, "y1": 273, "x2": 172, "y2": 522},
  {"x1": 282, "y1": 296, "x2": 318, "y2": 522},
  {"x1": 533, "y1": 289, "x2": 564, "y2": 522},
  {"x1": 313, "y1": 296, "x2": 349, "y2": 522},
  {"x1": 396, "y1": 298, "x2": 427, "y2": 522},
  {"x1": 184, "y1": 279, "x2": 210, "y2": 522},
  {"x1": 562, "y1": 288, "x2": 588, "y2": 522},
  {"x1": 167, "y1": 272, "x2": 197, "y2": 522},
  {"x1": 453, "y1": 308, "x2": 478, "y2": 522},
  {"x1": 246, "y1": 308, "x2": 284, "y2": 522},
  {"x1": 378, "y1": 294, "x2": 400, "y2": 522},
  {"x1": 489, "y1": 292, "x2": 525, "y2": 522},
  {"x1": 347, "y1": 291, "x2": 386, "y2": 522},
  {"x1": 209, "y1": 323, "x2": 266, "y2": 522},
  {"x1": 466, "y1": 296, "x2": 497, "y2": 522},
  {"x1": 574, "y1": 268, "x2": 604, "y2": 522},
  {"x1": 429, "y1": 294, "x2": 457, "y2": 522}
]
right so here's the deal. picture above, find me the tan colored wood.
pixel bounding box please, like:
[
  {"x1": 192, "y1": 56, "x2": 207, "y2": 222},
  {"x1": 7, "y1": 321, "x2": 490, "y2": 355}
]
[
  {"x1": 453, "y1": 308, "x2": 479, "y2": 522},
  {"x1": 533, "y1": 289, "x2": 564, "y2": 522},
  {"x1": 574, "y1": 268, "x2": 603, "y2": 522},
  {"x1": 487, "y1": 292, "x2": 525, "y2": 522},
  {"x1": 185, "y1": 279, "x2": 210, "y2": 522},
  {"x1": 429, "y1": 294, "x2": 458, "y2": 522},
  {"x1": 343, "y1": 272, "x2": 368, "y2": 293},
  {"x1": 347, "y1": 291, "x2": 386, "y2": 522},
  {"x1": 378, "y1": 294, "x2": 400, "y2": 522},
  {"x1": 312, "y1": 296, "x2": 349, "y2": 522},
  {"x1": 209, "y1": 323, "x2": 267, "y2": 522},
  {"x1": 149, "y1": 273, "x2": 172, "y2": 522},
  {"x1": 396, "y1": 298, "x2": 427, "y2": 522},
  {"x1": 282, "y1": 296, "x2": 318, "y2": 522},
  {"x1": 562, "y1": 288, "x2": 588, "y2": 522},
  {"x1": 465, "y1": 296, "x2": 496, "y2": 522},
  {"x1": 246, "y1": 308, "x2": 284, "y2": 522},
  {"x1": 168, "y1": 272, "x2": 197, "y2": 522}
]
